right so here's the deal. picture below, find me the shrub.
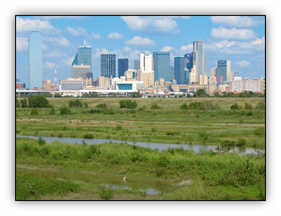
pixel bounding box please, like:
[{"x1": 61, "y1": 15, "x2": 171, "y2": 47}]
[
  {"x1": 158, "y1": 155, "x2": 170, "y2": 167},
  {"x1": 54, "y1": 93, "x2": 62, "y2": 98},
  {"x1": 59, "y1": 104, "x2": 70, "y2": 114},
  {"x1": 151, "y1": 127, "x2": 157, "y2": 132},
  {"x1": 37, "y1": 137, "x2": 46, "y2": 146},
  {"x1": 30, "y1": 108, "x2": 39, "y2": 115},
  {"x1": 151, "y1": 104, "x2": 161, "y2": 109},
  {"x1": 68, "y1": 99, "x2": 83, "y2": 108},
  {"x1": 166, "y1": 131, "x2": 176, "y2": 136},
  {"x1": 28, "y1": 95, "x2": 50, "y2": 108},
  {"x1": 244, "y1": 103, "x2": 253, "y2": 110},
  {"x1": 180, "y1": 103, "x2": 188, "y2": 110},
  {"x1": 21, "y1": 98, "x2": 28, "y2": 108},
  {"x1": 255, "y1": 102, "x2": 265, "y2": 110},
  {"x1": 230, "y1": 103, "x2": 239, "y2": 110},
  {"x1": 117, "y1": 125, "x2": 123, "y2": 130},
  {"x1": 237, "y1": 138, "x2": 246, "y2": 146},
  {"x1": 84, "y1": 102, "x2": 88, "y2": 108},
  {"x1": 96, "y1": 103, "x2": 108, "y2": 109},
  {"x1": 83, "y1": 133, "x2": 94, "y2": 139},
  {"x1": 119, "y1": 100, "x2": 138, "y2": 109},
  {"x1": 49, "y1": 105, "x2": 55, "y2": 115}
]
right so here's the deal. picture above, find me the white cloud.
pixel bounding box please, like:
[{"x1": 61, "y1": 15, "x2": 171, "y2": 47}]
[
  {"x1": 16, "y1": 17, "x2": 56, "y2": 32},
  {"x1": 44, "y1": 61, "x2": 56, "y2": 69},
  {"x1": 43, "y1": 37, "x2": 71, "y2": 46},
  {"x1": 180, "y1": 44, "x2": 193, "y2": 51},
  {"x1": 210, "y1": 16, "x2": 263, "y2": 27},
  {"x1": 44, "y1": 50, "x2": 67, "y2": 58},
  {"x1": 62, "y1": 57, "x2": 74, "y2": 66},
  {"x1": 122, "y1": 46, "x2": 132, "y2": 52},
  {"x1": 93, "y1": 48, "x2": 112, "y2": 58},
  {"x1": 211, "y1": 26, "x2": 256, "y2": 40},
  {"x1": 91, "y1": 32, "x2": 101, "y2": 39},
  {"x1": 66, "y1": 26, "x2": 88, "y2": 36},
  {"x1": 124, "y1": 36, "x2": 155, "y2": 46},
  {"x1": 121, "y1": 16, "x2": 180, "y2": 34},
  {"x1": 16, "y1": 37, "x2": 28, "y2": 51},
  {"x1": 161, "y1": 46, "x2": 174, "y2": 52},
  {"x1": 107, "y1": 32, "x2": 123, "y2": 39},
  {"x1": 237, "y1": 60, "x2": 251, "y2": 67}
]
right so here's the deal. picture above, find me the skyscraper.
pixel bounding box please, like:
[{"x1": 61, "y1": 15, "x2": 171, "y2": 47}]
[
  {"x1": 192, "y1": 41, "x2": 205, "y2": 82},
  {"x1": 118, "y1": 58, "x2": 128, "y2": 78},
  {"x1": 153, "y1": 52, "x2": 170, "y2": 82},
  {"x1": 100, "y1": 54, "x2": 116, "y2": 78},
  {"x1": 216, "y1": 60, "x2": 231, "y2": 82},
  {"x1": 72, "y1": 41, "x2": 92, "y2": 72},
  {"x1": 28, "y1": 31, "x2": 42, "y2": 88},
  {"x1": 140, "y1": 54, "x2": 154, "y2": 73},
  {"x1": 134, "y1": 60, "x2": 140, "y2": 70},
  {"x1": 174, "y1": 57, "x2": 186, "y2": 84}
]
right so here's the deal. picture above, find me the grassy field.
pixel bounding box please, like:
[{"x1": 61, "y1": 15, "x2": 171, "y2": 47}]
[
  {"x1": 16, "y1": 97, "x2": 265, "y2": 200},
  {"x1": 16, "y1": 137, "x2": 265, "y2": 200},
  {"x1": 16, "y1": 97, "x2": 265, "y2": 148}
]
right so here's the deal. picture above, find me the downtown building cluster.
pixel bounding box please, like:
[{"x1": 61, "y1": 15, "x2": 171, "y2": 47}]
[{"x1": 19, "y1": 31, "x2": 265, "y2": 96}]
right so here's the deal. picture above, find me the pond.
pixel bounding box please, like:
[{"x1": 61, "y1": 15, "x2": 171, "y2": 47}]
[
  {"x1": 16, "y1": 166, "x2": 174, "y2": 195},
  {"x1": 16, "y1": 135, "x2": 265, "y2": 155}
]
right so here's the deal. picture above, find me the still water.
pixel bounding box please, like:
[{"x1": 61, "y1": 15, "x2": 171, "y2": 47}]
[
  {"x1": 16, "y1": 135, "x2": 265, "y2": 155},
  {"x1": 16, "y1": 166, "x2": 174, "y2": 195}
]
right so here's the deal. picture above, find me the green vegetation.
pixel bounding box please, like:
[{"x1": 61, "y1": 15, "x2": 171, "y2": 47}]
[
  {"x1": 28, "y1": 95, "x2": 50, "y2": 108},
  {"x1": 16, "y1": 137, "x2": 265, "y2": 200},
  {"x1": 119, "y1": 100, "x2": 138, "y2": 109}
]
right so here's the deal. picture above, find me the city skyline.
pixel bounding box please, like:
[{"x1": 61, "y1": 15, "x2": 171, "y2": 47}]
[{"x1": 16, "y1": 16, "x2": 265, "y2": 85}]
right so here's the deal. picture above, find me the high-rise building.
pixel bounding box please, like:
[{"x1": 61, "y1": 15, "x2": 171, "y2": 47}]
[
  {"x1": 184, "y1": 53, "x2": 193, "y2": 71},
  {"x1": 134, "y1": 60, "x2": 140, "y2": 70},
  {"x1": 192, "y1": 41, "x2": 205, "y2": 82},
  {"x1": 118, "y1": 58, "x2": 128, "y2": 78},
  {"x1": 153, "y1": 52, "x2": 170, "y2": 82},
  {"x1": 100, "y1": 54, "x2": 116, "y2": 78},
  {"x1": 72, "y1": 41, "x2": 92, "y2": 73},
  {"x1": 72, "y1": 65, "x2": 91, "y2": 79},
  {"x1": 140, "y1": 54, "x2": 154, "y2": 73},
  {"x1": 216, "y1": 60, "x2": 231, "y2": 82},
  {"x1": 174, "y1": 57, "x2": 186, "y2": 84},
  {"x1": 28, "y1": 31, "x2": 42, "y2": 88}
]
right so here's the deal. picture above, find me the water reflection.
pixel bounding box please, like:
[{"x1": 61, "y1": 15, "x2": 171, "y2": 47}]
[{"x1": 16, "y1": 135, "x2": 265, "y2": 155}]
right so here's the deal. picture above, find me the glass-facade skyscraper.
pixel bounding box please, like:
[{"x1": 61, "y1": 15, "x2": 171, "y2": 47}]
[
  {"x1": 100, "y1": 54, "x2": 116, "y2": 78},
  {"x1": 174, "y1": 57, "x2": 186, "y2": 84},
  {"x1": 153, "y1": 52, "x2": 170, "y2": 82},
  {"x1": 72, "y1": 41, "x2": 92, "y2": 73},
  {"x1": 193, "y1": 41, "x2": 205, "y2": 81},
  {"x1": 28, "y1": 31, "x2": 42, "y2": 88},
  {"x1": 217, "y1": 60, "x2": 231, "y2": 82},
  {"x1": 118, "y1": 58, "x2": 128, "y2": 78}
]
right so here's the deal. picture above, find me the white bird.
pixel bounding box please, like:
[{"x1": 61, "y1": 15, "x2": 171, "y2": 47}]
[{"x1": 123, "y1": 175, "x2": 126, "y2": 181}]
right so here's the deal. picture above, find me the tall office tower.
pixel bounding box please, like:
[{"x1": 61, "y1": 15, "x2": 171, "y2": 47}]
[
  {"x1": 192, "y1": 41, "x2": 205, "y2": 82},
  {"x1": 210, "y1": 67, "x2": 217, "y2": 77},
  {"x1": 153, "y1": 52, "x2": 170, "y2": 82},
  {"x1": 170, "y1": 66, "x2": 174, "y2": 82},
  {"x1": 134, "y1": 60, "x2": 140, "y2": 70},
  {"x1": 216, "y1": 60, "x2": 231, "y2": 82},
  {"x1": 72, "y1": 40, "x2": 92, "y2": 72},
  {"x1": 184, "y1": 53, "x2": 193, "y2": 71},
  {"x1": 174, "y1": 57, "x2": 186, "y2": 84},
  {"x1": 118, "y1": 58, "x2": 129, "y2": 78},
  {"x1": 140, "y1": 54, "x2": 154, "y2": 73},
  {"x1": 100, "y1": 54, "x2": 116, "y2": 78},
  {"x1": 28, "y1": 31, "x2": 42, "y2": 88}
]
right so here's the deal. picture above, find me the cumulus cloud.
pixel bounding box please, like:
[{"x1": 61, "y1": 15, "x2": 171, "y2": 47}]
[
  {"x1": 62, "y1": 57, "x2": 74, "y2": 66},
  {"x1": 121, "y1": 16, "x2": 181, "y2": 34},
  {"x1": 16, "y1": 37, "x2": 28, "y2": 51},
  {"x1": 124, "y1": 36, "x2": 155, "y2": 46},
  {"x1": 66, "y1": 26, "x2": 88, "y2": 36},
  {"x1": 16, "y1": 17, "x2": 56, "y2": 32},
  {"x1": 44, "y1": 61, "x2": 56, "y2": 69},
  {"x1": 91, "y1": 32, "x2": 102, "y2": 39},
  {"x1": 211, "y1": 26, "x2": 256, "y2": 40},
  {"x1": 237, "y1": 60, "x2": 251, "y2": 67},
  {"x1": 180, "y1": 44, "x2": 193, "y2": 51},
  {"x1": 93, "y1": 48, "x2": 112, "y2": 58},
  {"x1": 44, "y1": 50, "x2": 67, "y2": 58},
  {"x1": 210, "y1": 16, "x2": 263, "y2": 27},
  {"x1": 161, "y1": 46, "x2": 174, "y2": 52},
  {"x1": 43, "y1": 37, "x2": 71, "y2": 46},
  {"x1": 107, "y1": 32, "x2": 123, "y2": 39}
]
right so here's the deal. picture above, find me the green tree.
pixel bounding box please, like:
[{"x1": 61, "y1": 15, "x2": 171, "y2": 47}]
[
  {"x1": 131, "y1": 91, "x2": 142, "y2": 98},
  {"x1": 59, "y1": 104, "x2": 70, "y2": 114},
  {"x1": 21, "y1": 98, "x2": 27, "y2": 108},
  {"x1": 68, "y1": 99, "x2": 82, "y2": 108},
  {"x1": 230, "y1": 103, "x2": 239, "y2": 110},
  {"x1": 54, "y1": 93, "x2": 62, "y2": 98},
  {"x1": 28, "y1": 95, "x2": 50, "y2": 108}
]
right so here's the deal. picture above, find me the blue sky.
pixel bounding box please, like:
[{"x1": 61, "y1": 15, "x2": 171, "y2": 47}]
[{"x1": 16, "y1": 16, "x2": 265, "y2": 85}]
